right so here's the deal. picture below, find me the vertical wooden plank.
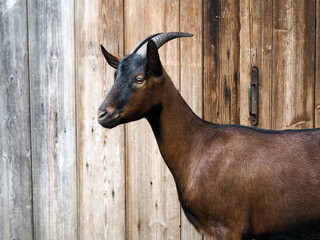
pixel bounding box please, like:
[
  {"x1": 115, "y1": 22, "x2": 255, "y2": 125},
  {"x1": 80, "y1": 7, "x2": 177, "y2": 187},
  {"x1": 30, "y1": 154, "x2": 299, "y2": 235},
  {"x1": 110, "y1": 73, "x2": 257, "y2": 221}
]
[
  {"x1": 203, "y1": 0, "x2": 220, "y2": 124},
  {"x1": 180, "y1": 0, "x2": 203, "y2": 239},
  {"x1": 203, "y1": 0, "x2": 240, "y2": 125},
  {"x1": 125, "y1": 0, "x2": 181, "y2": 239},
  {"x1": 249, "y1": 0, "x2": 273, "y2": 129},
  {"x1": 76, "y1": 0, "x2": 126, "y2": 239},
  {"x1": 239, "y1": 0, "x2": 251, "y2": 126},
  {"x1": 28, "y1": 0, "x2": 77, "y2": 239},
  {"x1": 272, "y1": 0, "x2": 315, "y2": 130},
  {"x1": 316, "y1": 0, "x2": 320, "y2": 128},
  {"x1": 0, "y1": 1, "x2": 33, "y2": 239},
  {"x1": 226, "y1": 0, "x2": 240, "y2": 125}
]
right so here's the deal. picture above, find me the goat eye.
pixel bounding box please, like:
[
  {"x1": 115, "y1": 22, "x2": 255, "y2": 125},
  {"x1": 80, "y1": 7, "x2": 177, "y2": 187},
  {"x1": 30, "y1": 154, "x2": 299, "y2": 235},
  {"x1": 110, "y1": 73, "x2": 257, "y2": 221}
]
[{"x1": 135, "y1": 75, "x2": 145, "y2": 84}]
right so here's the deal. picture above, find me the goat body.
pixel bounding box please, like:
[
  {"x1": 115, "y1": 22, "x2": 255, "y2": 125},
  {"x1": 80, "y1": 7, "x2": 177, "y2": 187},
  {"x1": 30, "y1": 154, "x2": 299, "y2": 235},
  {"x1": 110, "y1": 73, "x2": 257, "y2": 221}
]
[
  {"x1": 147, "y1": 71, "x2": 320, "y2": 239},
  {"x1": 98, "y1": 33, "x2": 320, "y2": 240}
]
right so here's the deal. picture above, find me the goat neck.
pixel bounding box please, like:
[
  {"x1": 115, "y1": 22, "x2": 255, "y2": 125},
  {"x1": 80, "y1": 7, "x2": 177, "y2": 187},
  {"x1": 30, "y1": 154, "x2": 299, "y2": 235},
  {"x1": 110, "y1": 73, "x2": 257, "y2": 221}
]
[{"x1": 146, "y1": 71, "x2": 208, "y2": 183}]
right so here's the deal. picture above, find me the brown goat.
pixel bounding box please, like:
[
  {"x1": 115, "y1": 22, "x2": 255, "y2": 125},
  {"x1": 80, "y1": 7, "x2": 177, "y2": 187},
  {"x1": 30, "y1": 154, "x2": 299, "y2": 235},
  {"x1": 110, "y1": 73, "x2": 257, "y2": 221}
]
[{"x1": 98, "y1": 33, "x2": 320, "y2": 240}]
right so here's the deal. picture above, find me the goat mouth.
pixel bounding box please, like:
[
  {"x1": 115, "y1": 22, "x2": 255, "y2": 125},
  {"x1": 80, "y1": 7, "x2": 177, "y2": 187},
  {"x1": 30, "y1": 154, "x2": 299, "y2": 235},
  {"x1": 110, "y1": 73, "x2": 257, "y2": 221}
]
[{"x1": 98, "y1": 114, "x2": 121, "y2": 129}]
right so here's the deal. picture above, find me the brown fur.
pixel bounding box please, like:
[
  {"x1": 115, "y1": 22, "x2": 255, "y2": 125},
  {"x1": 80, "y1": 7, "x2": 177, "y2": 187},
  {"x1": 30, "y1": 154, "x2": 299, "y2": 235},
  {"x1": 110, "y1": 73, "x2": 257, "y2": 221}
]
[{"x1": 147, "y1": 70, "x2": 320, "y2": 239}]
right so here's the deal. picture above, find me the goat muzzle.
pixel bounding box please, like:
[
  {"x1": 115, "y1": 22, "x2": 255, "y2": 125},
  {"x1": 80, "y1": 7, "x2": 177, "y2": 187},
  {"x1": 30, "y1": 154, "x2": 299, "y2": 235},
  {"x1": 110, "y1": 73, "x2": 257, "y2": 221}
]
[{"x1": 98, "y1": 108, "x2": 121, "y2": 128}]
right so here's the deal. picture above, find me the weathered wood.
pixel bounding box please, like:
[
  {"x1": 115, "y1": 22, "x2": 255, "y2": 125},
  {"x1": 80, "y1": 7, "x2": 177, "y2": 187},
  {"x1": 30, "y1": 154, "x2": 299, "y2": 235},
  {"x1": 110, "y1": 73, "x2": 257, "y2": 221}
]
[
  {"x1": 224, "y1": 0, "x2": 240, "y2": 125},
  {"x1": 0, "y1": 1, "x2": 33, "y2": 239},
  {"x1": 316, "y1": 0, "x2": 320, "y2": 128},
  {"x1": 28, "y1": 0, "x2": 77, "y2": 239},
  {"x1": 180, "y1": 0, "x2": 203, "y2": 239},
  {"x1": 203, "y1": 0, "x2": 220, "y2": 124},
  {"x1": 239, "y1": 0, "x2": 251, "y2": 126},
  {"x1": 249, "y1": 0, "x2": 273, "y2": 129},
  {"x1": 272, "y1": 0, "x2": 315, "y2": 130},
  {"x1": 76, "y1": 0, "x2": 126, "y2": 239},
  {"x1": 125, "y1": 1, "x2": 181, "y2": 239},
  {"x1": 242, "y1": 0, "x2": 316, "y2": 130},
  {"x1": 203, "y1": 0, "x2": 240, "y2": 126}
]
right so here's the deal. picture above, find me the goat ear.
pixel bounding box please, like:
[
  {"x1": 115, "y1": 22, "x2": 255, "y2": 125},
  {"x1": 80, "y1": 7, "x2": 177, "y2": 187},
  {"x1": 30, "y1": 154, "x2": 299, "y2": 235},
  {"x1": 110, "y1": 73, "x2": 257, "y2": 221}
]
[
  {"x1": 101, "y1": 45, "x2": 120, "y2": 69},
  {"x1": 147, "y1": 40, "x2": 162, "y2": 77}
]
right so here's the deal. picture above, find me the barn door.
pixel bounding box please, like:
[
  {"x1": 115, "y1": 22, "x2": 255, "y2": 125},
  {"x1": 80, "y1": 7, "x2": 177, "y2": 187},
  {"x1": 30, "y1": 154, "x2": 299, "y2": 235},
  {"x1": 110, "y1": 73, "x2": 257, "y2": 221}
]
[
  {"x1": 239, "y1": 0, "x2": 319, "y2": 130},
  {"x1": 204, "y1": 0, "x2": 319, "y2": 131}
]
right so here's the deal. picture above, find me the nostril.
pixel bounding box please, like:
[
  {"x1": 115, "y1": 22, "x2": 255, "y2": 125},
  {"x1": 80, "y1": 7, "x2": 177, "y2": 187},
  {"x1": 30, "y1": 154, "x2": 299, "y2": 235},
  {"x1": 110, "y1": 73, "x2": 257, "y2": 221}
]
[{"x1": 98, "y1": 109, "x2": 108, "y2": 119}]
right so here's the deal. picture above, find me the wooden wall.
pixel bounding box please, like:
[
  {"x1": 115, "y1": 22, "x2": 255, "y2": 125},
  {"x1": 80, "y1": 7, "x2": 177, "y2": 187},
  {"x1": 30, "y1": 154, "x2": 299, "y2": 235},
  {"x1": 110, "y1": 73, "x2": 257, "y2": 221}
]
[
  {"x1": 1, "y1": 0, "x2": 319, "y2": 239},
  {"x1": 240, "y1": 0, "x2": 318, "y2": 130},
  {"x1": 0, "y1": 1, "x2": 33, "y2": 239},
  {"x1": 1, "y1": 1, "x2": 77, "y2": 239}
]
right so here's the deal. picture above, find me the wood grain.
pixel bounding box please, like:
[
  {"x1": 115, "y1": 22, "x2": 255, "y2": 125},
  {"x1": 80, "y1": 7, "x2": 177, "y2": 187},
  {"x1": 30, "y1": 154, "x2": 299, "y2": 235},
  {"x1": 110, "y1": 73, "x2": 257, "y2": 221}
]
[
  {"x1": 249, "y1": 0, "x2": 273, "y2": 129},
  {"x1": 0, "y1": 1, "x2": 33, "y2": 239},
  {"x1": 203, "y1": 0, "x2": 220, "y2": 124},
  {"x1": 316, "y1": 0, "x2": 320, "y2": 128},
  {"x1": 180, "y1": 0, "x2": 203, "y2": 239},
  {"x1": 28, "y1": 0, "x2": 77, "y2": 238},
  {"x1": 272, "y1": 0, "x2": 315, "y2": 130},
  {"x1": 203, "y1": 0, "x2": 240, "y2": 125},
  {"x1": 76, "y1": 0, "x2": 126, "y2": 239},
  {"x1": 239, "y1": 0, "x2": 252, "y2": 126},
  {"x1": 125, "y1": 0, "x2": 181, "y2": 239}
]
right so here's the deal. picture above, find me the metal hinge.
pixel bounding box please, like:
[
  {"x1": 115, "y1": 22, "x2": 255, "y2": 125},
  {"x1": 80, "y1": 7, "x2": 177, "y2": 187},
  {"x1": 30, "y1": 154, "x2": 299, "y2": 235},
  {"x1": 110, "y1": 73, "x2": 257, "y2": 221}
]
[{"x1": 249, "y1": 67, "x2": 259, "y2": 126}]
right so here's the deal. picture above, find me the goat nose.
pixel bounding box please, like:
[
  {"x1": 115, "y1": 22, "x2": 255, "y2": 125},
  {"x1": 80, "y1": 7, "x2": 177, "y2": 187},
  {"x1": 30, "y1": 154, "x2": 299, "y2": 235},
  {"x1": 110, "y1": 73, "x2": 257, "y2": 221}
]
[{"x1": 98, "y1": 109, "x2": 108, "y2": 119}]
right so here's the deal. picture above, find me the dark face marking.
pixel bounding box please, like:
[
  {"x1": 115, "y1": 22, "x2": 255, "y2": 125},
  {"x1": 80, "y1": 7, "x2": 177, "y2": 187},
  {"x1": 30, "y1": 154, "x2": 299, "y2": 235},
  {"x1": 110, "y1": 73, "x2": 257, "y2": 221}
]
[
  {"x1": 98, "y1": 54, "x2": 152, "y2": 128},
  {"x1": 114, "y1": 54, "x2": 148, "y2": 107}
]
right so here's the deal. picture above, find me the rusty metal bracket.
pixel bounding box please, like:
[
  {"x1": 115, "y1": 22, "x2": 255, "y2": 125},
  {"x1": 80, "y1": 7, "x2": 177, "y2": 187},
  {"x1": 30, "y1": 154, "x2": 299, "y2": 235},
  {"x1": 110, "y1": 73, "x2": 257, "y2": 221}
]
[{"x1": 249, "y1": 67, "x2": 259, "y2": 126}]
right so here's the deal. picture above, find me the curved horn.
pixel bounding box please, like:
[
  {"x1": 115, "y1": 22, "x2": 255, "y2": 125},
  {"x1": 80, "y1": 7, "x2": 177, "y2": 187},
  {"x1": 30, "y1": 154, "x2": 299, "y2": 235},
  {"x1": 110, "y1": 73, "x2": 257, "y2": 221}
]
[
  {"x1": 133, "y1": 32, "x2": 193, "y2": 58},
  {"x1": 130, "y1": 33, "x2": 162, "y2": 54}
]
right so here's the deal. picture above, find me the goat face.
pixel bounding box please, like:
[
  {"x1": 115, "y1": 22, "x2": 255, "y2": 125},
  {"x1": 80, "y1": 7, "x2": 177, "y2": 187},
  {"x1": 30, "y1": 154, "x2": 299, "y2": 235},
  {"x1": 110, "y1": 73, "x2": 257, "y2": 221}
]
[{"x1": 98, "y1": 40, "x2": 163, "y2": 129}]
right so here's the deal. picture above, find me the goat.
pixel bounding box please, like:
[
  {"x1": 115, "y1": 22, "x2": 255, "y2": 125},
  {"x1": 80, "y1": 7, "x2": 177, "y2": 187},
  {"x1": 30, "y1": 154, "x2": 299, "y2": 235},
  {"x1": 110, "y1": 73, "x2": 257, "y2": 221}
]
[{"x1": 98, "y1": 32, "x2": 320, "y2": 240}]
